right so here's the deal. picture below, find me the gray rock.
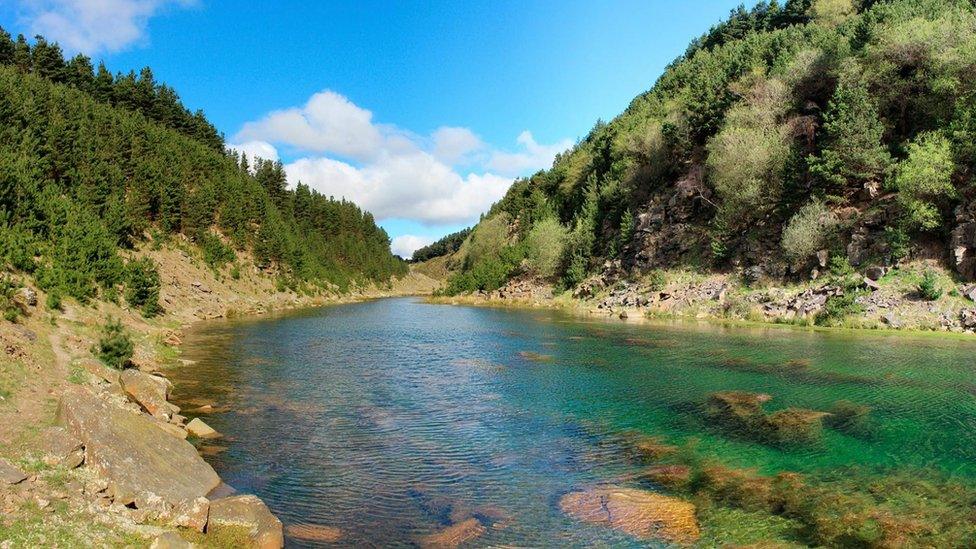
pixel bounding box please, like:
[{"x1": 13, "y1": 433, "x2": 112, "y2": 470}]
[
  {"x1": 15, "y1": 287, "x2": 37, "y2": 308},
  {"x1": 56, "y1": 386, "x2": 220, "y2": 507},
  {"x1": 864, "y1": 266, "x2": 887, "y2": 281},
  {"x1": 0, "y1": 458, "x2": 28, "y2": 484},
  {"x1": 209, "y1": 494, "x2": 284, "y2": 548}
]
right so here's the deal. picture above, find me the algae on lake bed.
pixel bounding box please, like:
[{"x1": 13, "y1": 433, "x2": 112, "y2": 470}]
[{"x1": 172, "y1": 298, "x2": 976, "y2": 546}]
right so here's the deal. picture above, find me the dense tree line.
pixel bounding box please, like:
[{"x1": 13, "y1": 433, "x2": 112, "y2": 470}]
[
  {"x1": 0, "y1": 29, "x2": 223, "y2": 150},
  {"x1": 441, "y1": 0, "x2": 976, "y2": 294},
  {"x1": 411, "y1": 228, "x2": 472, "y2": 262},
  {"x1": 0, "y1": 32, "x2": 405, "y2": 312}
]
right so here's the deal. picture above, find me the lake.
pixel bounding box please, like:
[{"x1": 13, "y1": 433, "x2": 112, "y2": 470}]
[{"x1": 172, "y1": 297, "x2": 976, "y2": 547}]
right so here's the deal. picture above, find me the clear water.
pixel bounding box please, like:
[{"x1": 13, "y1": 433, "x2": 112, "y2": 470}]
[{"x1": 172, "y1": 297, "x2": 976, "y2": 547}]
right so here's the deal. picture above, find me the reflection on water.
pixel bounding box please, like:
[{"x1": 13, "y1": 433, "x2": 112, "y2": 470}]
[{"x1": 172, "y1": 298, "x2": 976, "y2": 547}]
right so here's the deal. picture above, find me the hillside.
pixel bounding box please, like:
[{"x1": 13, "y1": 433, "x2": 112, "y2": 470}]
[
  {"x1": 434, "y1": 0, "x2": 976, "y2": 331},
  {"x1": 0, "y1": 28, "x2": 406, "y2": 323}
]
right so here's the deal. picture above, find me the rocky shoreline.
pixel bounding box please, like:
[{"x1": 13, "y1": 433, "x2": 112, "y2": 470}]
[{"x1": 437, "y1": 260, "x2": 976, "y2": 336}]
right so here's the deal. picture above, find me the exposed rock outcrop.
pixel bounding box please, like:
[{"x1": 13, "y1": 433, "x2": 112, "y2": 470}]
[{"x1": 55, "y1": 386, "x2": 220, "y2": 507}]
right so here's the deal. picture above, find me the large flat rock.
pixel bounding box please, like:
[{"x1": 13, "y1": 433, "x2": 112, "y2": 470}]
[
  {"x1": 56, "y1": 386, "x2": 220, "y2": 506},
  {"x1": 559, "y1": 486, "x2": 700, "y2": 545}
]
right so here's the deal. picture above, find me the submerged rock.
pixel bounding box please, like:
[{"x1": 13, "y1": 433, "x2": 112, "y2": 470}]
[
  {"x1": 56, "y1": 386, "x2": 220, "y2": 507},
  {"x1": 559, "y1": 486, "x2": 700, "y2": 544},
  {"x1": 209, "y1": 494, "x2": 284, "y2": 549},
  {"x1": 285, "y1": 523, "x2": 343, "y2": 543},
  {"x1": 765, "y1": 408, "x2": 830, "y2": 446},
  {"x1": 417, "y1": 517, "x2": 486, "y2": 549}
]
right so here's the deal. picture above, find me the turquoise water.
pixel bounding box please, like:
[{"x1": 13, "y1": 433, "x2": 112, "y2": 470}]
[{"x1": 172, "y1": 298, "x2": 976, "y2": 547}]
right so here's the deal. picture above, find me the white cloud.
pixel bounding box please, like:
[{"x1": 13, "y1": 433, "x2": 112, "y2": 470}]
[
  {"x1": 431, "y1": 126, "x2": 484, "y2": 165},
  {"x1": 390, "y1": 235, "x2": 434, "y2": 259},
  {"x1": 16, "y1": 0, "x2": 194, "y2": 54},
  {"x1": 488, "y1": 130, "x2": 573, "y2": 176},
  {"x1": 226, "y1": 140, "x2": 279, "y2": 166},
  {"x1": 286, "y1": 152, "x2": 512, "y2": 225},
  {"x1": 235, "y1": 90, "x2": 388, "y2": 161},
  {"x1": 234, "y1": 89, "x2": 571, "y2": 229}
]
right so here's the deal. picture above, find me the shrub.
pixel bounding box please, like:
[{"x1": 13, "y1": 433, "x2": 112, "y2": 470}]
[
  {"x1": 198, "y1": 232, "x2": 236, "y2": 270},
  {"x1": 124, "y1": 257, "x2": 162, "y2": 317},
  {"x1": 782, "y1": 199, "x2": 839, "y2": 262},
  {"x1": 0, "y1": 276, "x2": 21, "y2": 322},
  {"x1": 816, "y1": 291, "x2": 864, "y2": 326},
  {"x1": 45, "y1": 291, "x2": 62, "y2": 311},
  {"x1": 525, "y1": 217, "x2": 568, "y2": 279},
  {"x1": 94, "y1": 317, "x2": 134, "y2": 369},
  {"x1": 918, "y1": 269, "x2": 943, "y2": 301},
  {"x1": 892, "y1": 132, "x2": 956, "y2": 231}
]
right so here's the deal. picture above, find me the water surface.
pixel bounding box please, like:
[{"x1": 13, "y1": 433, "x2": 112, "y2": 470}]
[{"x1": 172, "y1": 298, "x2": 976, "y2": 547}]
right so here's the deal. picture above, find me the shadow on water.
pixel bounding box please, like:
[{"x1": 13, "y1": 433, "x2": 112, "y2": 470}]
[{"x1": 171, "y1": 297, "x2": 976, "y2": 547}]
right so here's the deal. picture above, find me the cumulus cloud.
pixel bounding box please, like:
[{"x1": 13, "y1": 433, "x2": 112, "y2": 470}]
[
  {"x1": 234, "y1": 89, "x2": 570, "y2": 228},
  {"x1": 226, "y1": 140, "x2": 279, "y2": 166},
  {"x1": 390, "y1": 235, "x2": 435, "y2": 259},
  {"x1": 286, "y1": 153, "x2": 512, "y2": 225},
  {"x1": 15, "y1": 0, "x2": 194, "y2": 54},
  {"x1": 235, "y1": 90, "x2": 391, "y2": 161},
  {"x1": 431, "y1": 126, "x2": 484, "y2": 165},
  {"x1": 488, "y1": 131, "x2": 574, "y2": 176}
]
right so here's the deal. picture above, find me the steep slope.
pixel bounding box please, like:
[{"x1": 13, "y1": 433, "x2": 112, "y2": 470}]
[{"x1": 438, "y1": 0, "x2": 976, "y2": 329}]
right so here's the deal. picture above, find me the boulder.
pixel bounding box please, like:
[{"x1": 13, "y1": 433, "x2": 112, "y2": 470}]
[
  {"x1": 55, "y1": 386, "x2": 220, "y2": 507},
  {"x1": 120, "y1": 369, "x2": 180, "y2": 420},
  {"x1": 79, "y1": 358, "x2": 121, "y2": 386},
  {"x1": 172, "y1": 496, "x2": 210, "y2": 532},
  {"x1": 0, "y1": 458, "x2": 27, "y2": 484},
  {"x1": 186, "y1": 418, "x2": 220, "y2": 439},
  {"x1": 15, "y1": 287, "x2": 37, "y2": 308},
  {"x1": 417, "y1": 517, "x2": 486, "y2": 549},
  {"x1": 209, "y1": 495, "x2": 283, "y2": 549},
  {"x1": 559, "y1": 486, "x2": 700, "y2": 544},
  {"x1": 149, "y1": 532, "x2": 194, "y2": 549},
  {"x1": 38, "y1": 426, "x2": 84, "y2": 468}
]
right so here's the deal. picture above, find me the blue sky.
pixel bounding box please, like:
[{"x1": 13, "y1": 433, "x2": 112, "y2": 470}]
[{"x1": 0, "y1": 0, "x2": 746, "y2": 257}]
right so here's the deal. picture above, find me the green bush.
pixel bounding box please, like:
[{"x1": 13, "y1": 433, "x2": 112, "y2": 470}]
[
  {"x1": 918, "y1": 269, "x2": 944, "y2": 300},
  {"x1": 782, "y1": 199, "x2": 839, "y2": 262},
  {"x1": 94, "y1": 318, "x2": 134, "y2": 369},
  {"x1": 525, "y1": 217, "x2": 568, "y2": 279},
  {"x1": 45, "y1": 291, "x2": 62, "y2": 311},
  {"x1": 124, "y1": 257, "x2": 162, "y2": 317},
  {"x1": 0, "y1": 276, "x2": 21, "y2": 322},
  {"x1": 892, "y1": 132, "x2": 956, "y2": 231}
]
